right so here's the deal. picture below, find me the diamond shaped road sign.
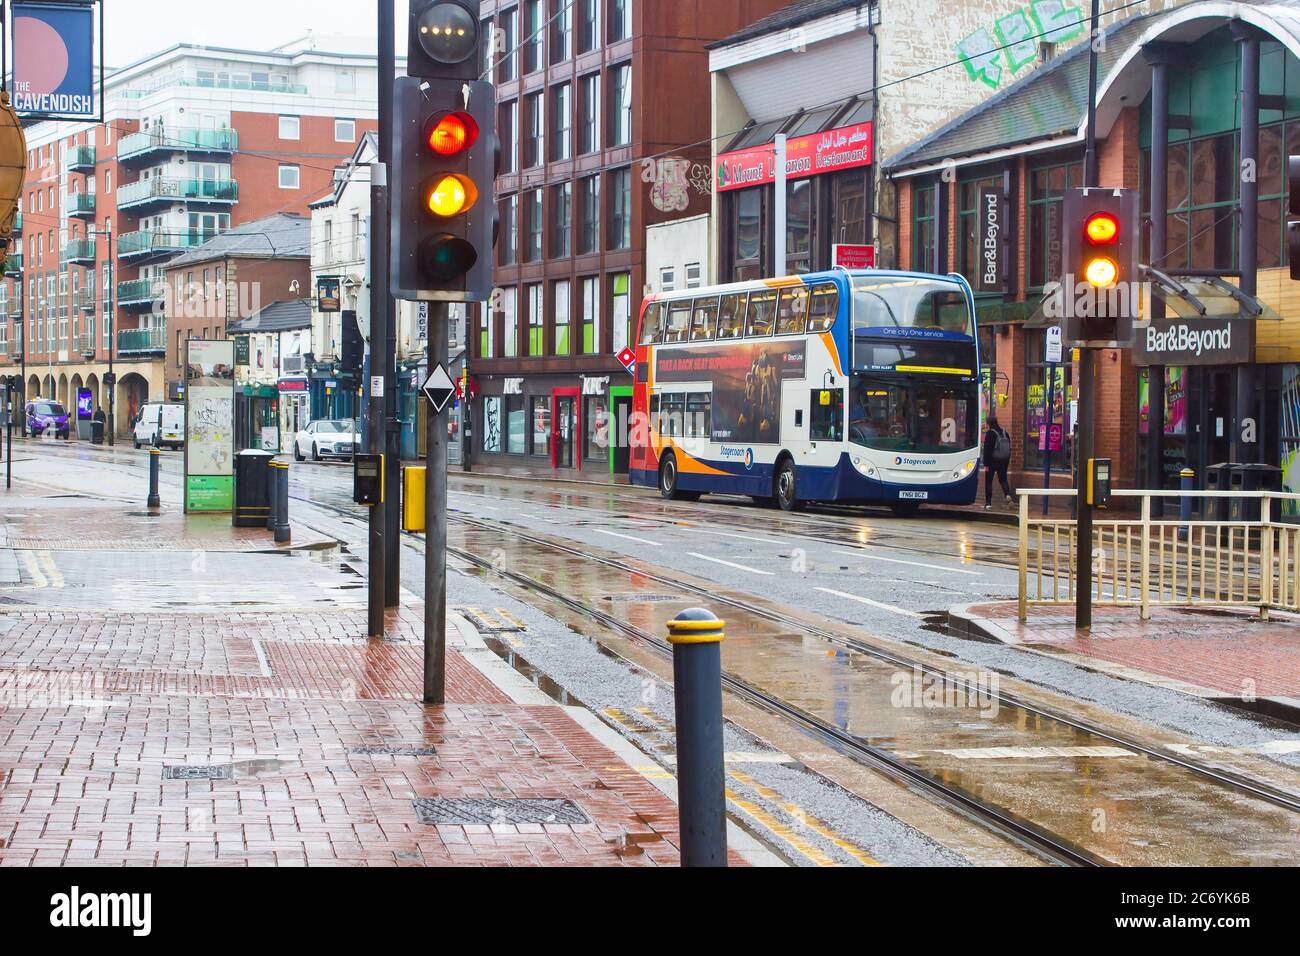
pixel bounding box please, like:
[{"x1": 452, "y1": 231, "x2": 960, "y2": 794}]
[{"x1": 422, "y1": 364, "x2": 457, "y2": 414}]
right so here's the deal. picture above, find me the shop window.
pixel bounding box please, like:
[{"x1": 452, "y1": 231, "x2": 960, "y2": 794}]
[
  {"x1": 1023, "y1": 329, "x2": 1072, "y2": 472},
  {"x1": 786, "y1": 178, "x2": 814, "y2": 275},
  {"x1": 484, "y1": 397, "x2": 503, "y2": 453},
  {"x1": 506, "y1": 396, "x2": 526, "y2": 454},
  {"x1": 531, "y1": 396, "x2": 551, "y2": 457},
  {"x1": 585, "y1": 395, "x2": 610, "y2": 461},
  {"x1": 732, "y1": 188, "x2": 763, "y2": 282},
  {"x1": 831, "y1": 170, "x2": 868, "y2": 247}
]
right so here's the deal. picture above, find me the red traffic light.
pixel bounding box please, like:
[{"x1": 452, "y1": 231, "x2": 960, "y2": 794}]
[
  {"x1": 1084, "y1": 212, "x2": 1119, "y2": 245},
  {"x1": 427, "y1": 111, "x2": 478, "y2": 156}
]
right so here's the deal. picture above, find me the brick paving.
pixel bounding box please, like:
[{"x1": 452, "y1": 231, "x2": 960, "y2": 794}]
[{"x1": 970, "y1": 602, "x2": 1300, "y2": 697}]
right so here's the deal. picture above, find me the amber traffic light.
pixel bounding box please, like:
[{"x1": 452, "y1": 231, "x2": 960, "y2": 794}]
[{"x1": 1062, "y1": 187, "x2": 1138, "y2": 347}]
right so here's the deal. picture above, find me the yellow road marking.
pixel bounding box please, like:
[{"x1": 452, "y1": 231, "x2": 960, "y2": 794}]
[
  {"x1": 635, "y1": 706, "x2": 675, "y2": 733},
  {"x1": 725, "y1": 785, "x2": 839, "y2": 867},
  {"x1": 730, "y1": 770, "x2": 880, "y2": 867}
]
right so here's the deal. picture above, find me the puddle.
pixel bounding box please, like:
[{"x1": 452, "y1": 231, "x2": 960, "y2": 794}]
[
  {"x1": 1211, "y1": 696, "x2": 1300, "y2": 730},
  {"x1": 481, "y1": 635, "x2": 581, "y2": 707}
]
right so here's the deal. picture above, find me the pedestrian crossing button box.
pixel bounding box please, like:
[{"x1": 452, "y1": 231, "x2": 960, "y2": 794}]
[
  {"x1": 1087, "y1": 458, "x2": 1112, "y2": 509},
  {"x1": 354, "y1": 453, "x2": 384, "y2": 507}
]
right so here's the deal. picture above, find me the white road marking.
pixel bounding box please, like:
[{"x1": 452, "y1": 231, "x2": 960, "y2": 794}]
[
  {"x1": 38, "y1": 551, "x2": 64, "y2": 589},
  {"x1": 834, "y1": 550, "x2": 982, "y2": 576},
  {"x1": 683, "y1": 528, "x2": 786, "y2": 546},
  {"x1": 20, "y1": 551, "x2": 47, "y2": 589},
  {"x1": 594, "y1": 528, "x2": 662, "y2": 547},
  {"x1": 251, "y1": 639, "x2": 274, "y2": 678},
  {"x1": 1168, "y1": 740, "x2": 1300, "y2": 757},
  {"x1": 815, "y1": 586, "x2": 923, "y2": 618},
  {"x1": 897, "y1": 746, "x2": 1137, "y2": 760},
  {"x1": 688, "y1": 552, "x2": 774, "y2": 576}
]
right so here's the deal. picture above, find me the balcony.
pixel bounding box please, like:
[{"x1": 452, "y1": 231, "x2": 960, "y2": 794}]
[
  {"x1": 117, "y1": 229, "x2": 210, "y2": 262},
  {"x1": 7, "y1": 295, "x2": 21, "y2": 318},
  {"x1": 74, "y1": 287, "x2": 96, "y2": 312},
  {"x1": 61, "y1": 238, "x2": 97, "y2": 266},
  {"x1": 117, "y1": 127, "x2": 239, "y2": 164},
  {"x1": 65, "y1": 192, "x2": 96, "y2": 219},
  {"x1": 3, "y1": 254, "x2": 20, "y2": 276},
  {"x1": 117, "y1": 327, "x2": 166, "y2": 355},
  {"x1": 116, "y1": 278, "x2": 165, "y2": 308},
  {"x1": 64, "y1": 145, "x2": 96, "y2": 173},
  {"x1": 74, "y1": 333, "x2": 97, "y2": 357},
  {"x1": 179, "y1": 76, "x2": 307, "y2": 95},
  {"x1": 116, "y1": 176, "x2": 238, "y2": 212}
]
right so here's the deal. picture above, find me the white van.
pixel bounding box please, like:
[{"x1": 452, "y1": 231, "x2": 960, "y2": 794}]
[{"x1": 133, "y1": 403, "x2": 185, "y2": 450}]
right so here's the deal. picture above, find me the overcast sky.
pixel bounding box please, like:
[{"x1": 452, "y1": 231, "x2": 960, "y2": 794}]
[{"x1": 103, "y1": 0, "x2": 411, "y2": 67}]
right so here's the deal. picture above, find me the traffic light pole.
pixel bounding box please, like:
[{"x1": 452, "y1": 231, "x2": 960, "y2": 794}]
[
  {"x1": 424, "y1": 301, "x2": 450, "y2": 704},
  {"x1": 366, "y1": 185, "x2": 388, "y2": 635},
  {"x1": 379, "y1": 0, "x2": 401, "y2": 609},
  {"x1": 1076, "y1": 0, "x2": 1102, "y2": 631}
]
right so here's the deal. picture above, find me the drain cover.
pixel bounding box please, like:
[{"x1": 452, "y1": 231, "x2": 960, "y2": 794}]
[
  {"x1": 163, "y1": 765, "x2": 232, "y2": 781},
  {"x1": 412, "y1": 797, "x2": 590, "y2": 826},
  {"x1": 351, "y1": 746, "x2": 438, "y2": 757}
]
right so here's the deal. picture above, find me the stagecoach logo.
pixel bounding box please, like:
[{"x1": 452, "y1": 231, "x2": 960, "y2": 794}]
[
  {"x1": 894, "y1": 455, "x2": 938, "y2": 467},
  {"x1": 721, "y1": 446, "x2": 755, "y2": 471}
]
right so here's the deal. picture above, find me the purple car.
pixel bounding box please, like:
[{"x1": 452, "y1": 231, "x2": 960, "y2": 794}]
[{"x1": 25, "y1": 400, "x2": 70, "y2": 439}]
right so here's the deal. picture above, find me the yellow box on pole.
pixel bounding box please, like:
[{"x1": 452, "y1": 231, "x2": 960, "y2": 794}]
[{"x1": 403, "y1": 466, "x2": 427, "y2": 533}]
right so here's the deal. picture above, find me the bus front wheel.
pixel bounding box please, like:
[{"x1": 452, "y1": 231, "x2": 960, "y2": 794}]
[
  {"x1": 775, "y1": 458, "x2": 800, "y2": 512},
  {"x1": 659, "y1": 453, "x2": 699, "y2": 502}
]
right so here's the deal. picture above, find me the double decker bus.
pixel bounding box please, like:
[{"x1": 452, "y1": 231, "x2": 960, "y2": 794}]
[{"x1": 629, "y1": 269, "x2": 982, "y2": 514}]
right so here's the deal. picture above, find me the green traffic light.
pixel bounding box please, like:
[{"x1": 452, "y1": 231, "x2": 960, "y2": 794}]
[{"x1": 419, "y1": 234, "x2": 478, "y2": 282}]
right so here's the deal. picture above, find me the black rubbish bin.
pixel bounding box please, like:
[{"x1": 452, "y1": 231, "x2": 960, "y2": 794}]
[
  {"x1": 90, "y1": 421, "x2": 104, "y2": 445},
  {"x1": 1232, "y1": 463, "x2": 1284, "y2": 522},
  {"x1": 1205, "y1": 462, "x2": 1234, "y2": 521},
  {"x1": 233, "y1": 450, "x2": 275, "y2": 528}
]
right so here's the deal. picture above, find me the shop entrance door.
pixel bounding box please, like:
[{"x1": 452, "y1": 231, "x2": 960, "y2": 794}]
[
  {"x1": 1199, "y1": 368, "x2": 1233, "y2": 471},
  {"x1": 552, "y1": 388, "x2": 579, "y2": 470}
]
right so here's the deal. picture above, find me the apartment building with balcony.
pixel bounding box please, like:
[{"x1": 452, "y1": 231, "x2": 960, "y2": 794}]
[
  {"x1": 0, "y1": 35, "x2": 382, "y2": 436},
  {"x1": 469, "y1": 0, "x2": 791, "y2": 477}
]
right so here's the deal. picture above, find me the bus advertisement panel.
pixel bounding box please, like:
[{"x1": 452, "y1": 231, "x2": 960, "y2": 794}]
[{"x1": 656, "y1": 340, "x2": 806, "y2": 445}]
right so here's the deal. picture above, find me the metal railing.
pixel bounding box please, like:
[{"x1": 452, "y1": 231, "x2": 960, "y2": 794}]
[
  {"x1": 116, "y1": 177, "x2": 238, "y2": 208},
  {"x1": 1018, "y1": 488, "x2": 1300, "y2": 621},
  {"x1": 117, "y1": 327, "x2": 166, "y2": 353},
  {"x1": 64, "y1": 192, "x2": 96, "y2": 216},
  {"x1": 117, "y1": 127, "x2": 238, "y2": 160},
  {"x1": 64, "y1": 145, "x2": 96, "y2": 171}
]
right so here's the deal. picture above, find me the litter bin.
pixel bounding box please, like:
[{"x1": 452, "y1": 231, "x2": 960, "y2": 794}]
[
  {"x1": 233, "y1": 449, "x2": 275, "y2": 528},
  {"x1": 1205, "y1": 462, "x2": 1234, "y2": 521},
  {"x1": 90, "y1": 420, "x2": 104, "y2": 445},
  {"x1": 1230, "y1": 463, "x2": 1283, "y2": 522}
]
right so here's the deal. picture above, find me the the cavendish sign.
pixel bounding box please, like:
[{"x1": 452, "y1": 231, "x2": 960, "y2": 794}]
[{"x1": 9, "y1": 2, "x2": 99, "y2": 120}]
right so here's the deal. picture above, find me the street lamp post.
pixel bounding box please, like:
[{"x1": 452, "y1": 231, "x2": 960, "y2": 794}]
[{"x1": 87, "y1": 223, "x2": 115, "y2": 446}]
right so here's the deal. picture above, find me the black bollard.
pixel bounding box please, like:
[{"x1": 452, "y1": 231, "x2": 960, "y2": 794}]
[
  {"x1": 147, "y1": 448, "x2": 161, "y2": 510},
  {"x1": 274, "y1": 462, "x2": 290, "y2": 544},
  {"x1": 1179, "y1": 467, "x2": 1194, "y2": 542},
  {"x1": 266, "y1": 459, "x2": 279, "y2": 532},
  {"x1": 666, "y1": 607, "x2": 728, "y2": 867}
]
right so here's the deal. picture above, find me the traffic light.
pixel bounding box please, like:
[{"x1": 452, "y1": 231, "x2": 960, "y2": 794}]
[
  {"x1": 1288, "y1": 155, "x2": 1300, "y2": 280},
  {"x1": 1061, "y1": 186, "x2": 1139, "y2": 347},
  {"x1": 392, "y1": 1, "x2": 497, "y2": 302}
]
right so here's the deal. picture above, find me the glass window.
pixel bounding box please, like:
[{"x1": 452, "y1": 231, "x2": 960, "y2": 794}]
[
  {"x1": 524, "y1": 92, "x2": 544, "y2": 168},
  {"x1": 807, "y1": 283, "x2": 839, "y2": 332},
  {"x1": 658, "y1": 392, "x2": 685, "y2": 438},
  {"x1": 581, "y1": 276, "x2": 599, "y2": 352},
  {"x1": 1024, "y1": 328, "x2": 1073, "y2": 471},
  {"x1": 497, "y1": 7, "x2": 518, "y2": 82},
  {"x1": 609, "y1": 167, "x2": 631, "y2": 250},
  {"x1": 663, "y1": 300, "x2": 691, "y2": 342},
  {"x1": 690, "y1": 296, "x2": 718, "y2": 341},
  {"x1": 500, "y1": 194, "x2": 518, "y2": 265},
  {"x1": 957, "y1": 174, "x2": 1001, "y2": 285},
  {"x1": 500, "y1": 285, "x2": 518, "y2": 357},
  {"x1": 525, "y1": 188, "x2": 543, "y2": 261},
  {"x1": 499, "y1": 100, "x2": 518, "y2": 173},
  {"x1": 685, "y1": 393, "x2": 712, "y2": 441},
  {"x1": 585, "y1": 395, "x2": 609, "y2": 461},
  {"x1": 639, "y1": 301, "x2": 664, "y2": 345},
  {"x1": 334, "y1": 119, "x2": 355, "y2": 143},
  {"x1": 551, "y1": 0, "x2": 573, "y2": 63},
  {"x1": 786, "y1": 178, "x2": 813, "y2": 274},
  {"x1": 551, "y1": 83, "x2": 572, "y2": 161},
  {"x1": 776, "y1": 286, "x2": 809, "y2": 336},
  {"x1": 609, "y1": 0, "x2": 631, "y2": 41},
  {"x1": 523, "y1": 1, "x2": 544, "y2": 74},
  {"x1": 578, "y1": 0, "x2": 599, "y2": 52},
  {"x1": 1027, "y1": 159, "x2": 1082, "y2": 288},
  {"x1": 484, "y1": 397, "x2": 503, "y2": 453},
  {"x1": 531, "y1": 396, "x2": 551, "y2": 457},
  {"x1": 810, "y1": 388, "x2": 844, "y2": 442},
  {"x1": 852, "y1": 276, "x2": 973, "y2": 337},
  {"x1": 551, "y1": 182, "x2": 572, "y2": 256},
  {"x1": 480, "y1": 309, "x2": 494, "y2": 357},
  {"x1": 732, "y1": 188, "x2": 763, "y2": 282},
  {"x1": 849, "y1": 377, "x2": 975, "y2": 454},
  {"x1": 279, "y1": 165, "x2": 300, "y2": 189},
  {"x1": 578, "y1": 74, "x2": 600, "y2": 154},
  {"x1": 611, "y1": 273, "x2": 631, "y2": 352},
  {"x1": 579, "y1": 175, "x2": 600, "y2": 253},
  {"x1": 717, "y1": 293, "x2": 746, "y2": 339},
  {"x1": 554, "y1": 280, "x2": 571, "y2": 355},
  {"x1": 506, "y1": 395, "x2": 526, "y2": 454},
  {"x1": 279, "y1": 116, "x2": 300, "y2": 140},
  {"x1": 744, "y1": 288, "x2": 777, "y2": 337},
  {"x1": 527, "y1": 283, "x2": 543, "y2": 355},
  {"x1": 609, "y1": 64, "x2": 632, "y2": 147}
]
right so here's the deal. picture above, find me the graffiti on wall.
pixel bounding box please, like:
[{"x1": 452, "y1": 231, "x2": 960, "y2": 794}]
[{"x1": 957, "y1": 1, "x2": 1086, "y2": 89}]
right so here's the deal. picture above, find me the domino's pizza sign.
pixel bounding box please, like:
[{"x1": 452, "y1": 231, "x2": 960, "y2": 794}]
[
  {"x1": 11, "y1": 2, "x2": 97, "y2": 119},
  {"x1": 616, "y1": 347, "x2": 636, "y2": 376}
]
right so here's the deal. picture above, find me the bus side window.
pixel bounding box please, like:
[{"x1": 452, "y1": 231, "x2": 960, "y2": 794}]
[
  {"x1": 809, "y1": 388, "x2": 844, "y2": 442},
  {"x1": 745, "y1": 289, "x2": 777, "y2": 337},
  {"x1": 717, "y1": 293, "x2": 746, "y2": 339},
  {"x1": 639, "y1": 303, "x2": 664, "y2": 345},
  {"x1": 806, "y1": 284, "x2": 839, "y2": 333},
  {"x1": 649, "y1": 393, "x2": 661, "y2": 434},
  {"x1": 776, "y1": 286, "x2": 809, "y2": 335},
  {"x1": 665, "y1": 301, "x2": 692, "y2": 342},
  {"x1": 691, "y1": 296, "x2": 719, "y2": 341},
  {"x1": 662, "y1": 393, "x2": 685, "y2": 437}
]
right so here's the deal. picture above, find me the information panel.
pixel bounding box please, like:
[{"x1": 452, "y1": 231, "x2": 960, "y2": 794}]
[{"x1": 184, "y1": 340, "x2": 236, "y2": 512}]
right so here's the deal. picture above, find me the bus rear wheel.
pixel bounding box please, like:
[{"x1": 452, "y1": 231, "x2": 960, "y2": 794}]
[
  {"x1": 658, "y1": 453, "x2": 699, "y2": 501},
  {"x1": 775, "y1": 458, "x2": 800, "y2": 512}
]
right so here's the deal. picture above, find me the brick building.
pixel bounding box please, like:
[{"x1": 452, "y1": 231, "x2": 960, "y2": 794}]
[
  {"x1": 1, "y1": 37, "x2": 381, "y2": 436},
  {"x1": 469, "y1": 0, "x2": 792, "y2": 476},
  {"x1": 886, "y1": 1, "x2": 1300, "y2": 497}
]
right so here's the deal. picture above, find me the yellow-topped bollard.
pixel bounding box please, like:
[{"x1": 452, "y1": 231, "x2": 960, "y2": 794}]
[
  {"x1": 147, "y1": 447, "x2": 161, "y2": 510},
  {"x1": 666, "y1": 608, "x2": 727, "y2": 867}
]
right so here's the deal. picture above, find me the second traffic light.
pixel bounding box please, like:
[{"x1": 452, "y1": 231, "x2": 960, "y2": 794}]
[
  {"x1": 391, "y1": 76, "x2": 497, "y2": 302},
  {"x1": 1061, "y1": 186, "x2": 1139, "y2": 347}
]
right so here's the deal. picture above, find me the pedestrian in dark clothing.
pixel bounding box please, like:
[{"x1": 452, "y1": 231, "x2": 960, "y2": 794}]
[
  {"x1": 983, "y1": 412, "x2": 1014, "y2": 509},
  {"x1": 92, "y1": 406, "x2": 105, "y2": 425}
]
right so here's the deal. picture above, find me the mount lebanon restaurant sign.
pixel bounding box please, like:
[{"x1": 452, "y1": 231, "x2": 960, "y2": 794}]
[{"x1": 716, "y1": 122, "x2": 873, "y2": 192}]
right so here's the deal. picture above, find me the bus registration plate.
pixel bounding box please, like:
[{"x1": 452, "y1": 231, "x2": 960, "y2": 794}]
[{"x1": 898, "y1": 490, "x2": 929, "y2": 500}]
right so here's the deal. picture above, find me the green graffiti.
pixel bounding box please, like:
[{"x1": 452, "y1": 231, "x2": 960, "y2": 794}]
[
  {"x1": 958, "y1": 27, "x2": 1003, "y2": 89},
  {"x1": 995, "y1": 10, "x2": 1038, "y2": 75},
  {"x1": 958, "y1": 0, "x2": 1088, "y2": 89}
]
